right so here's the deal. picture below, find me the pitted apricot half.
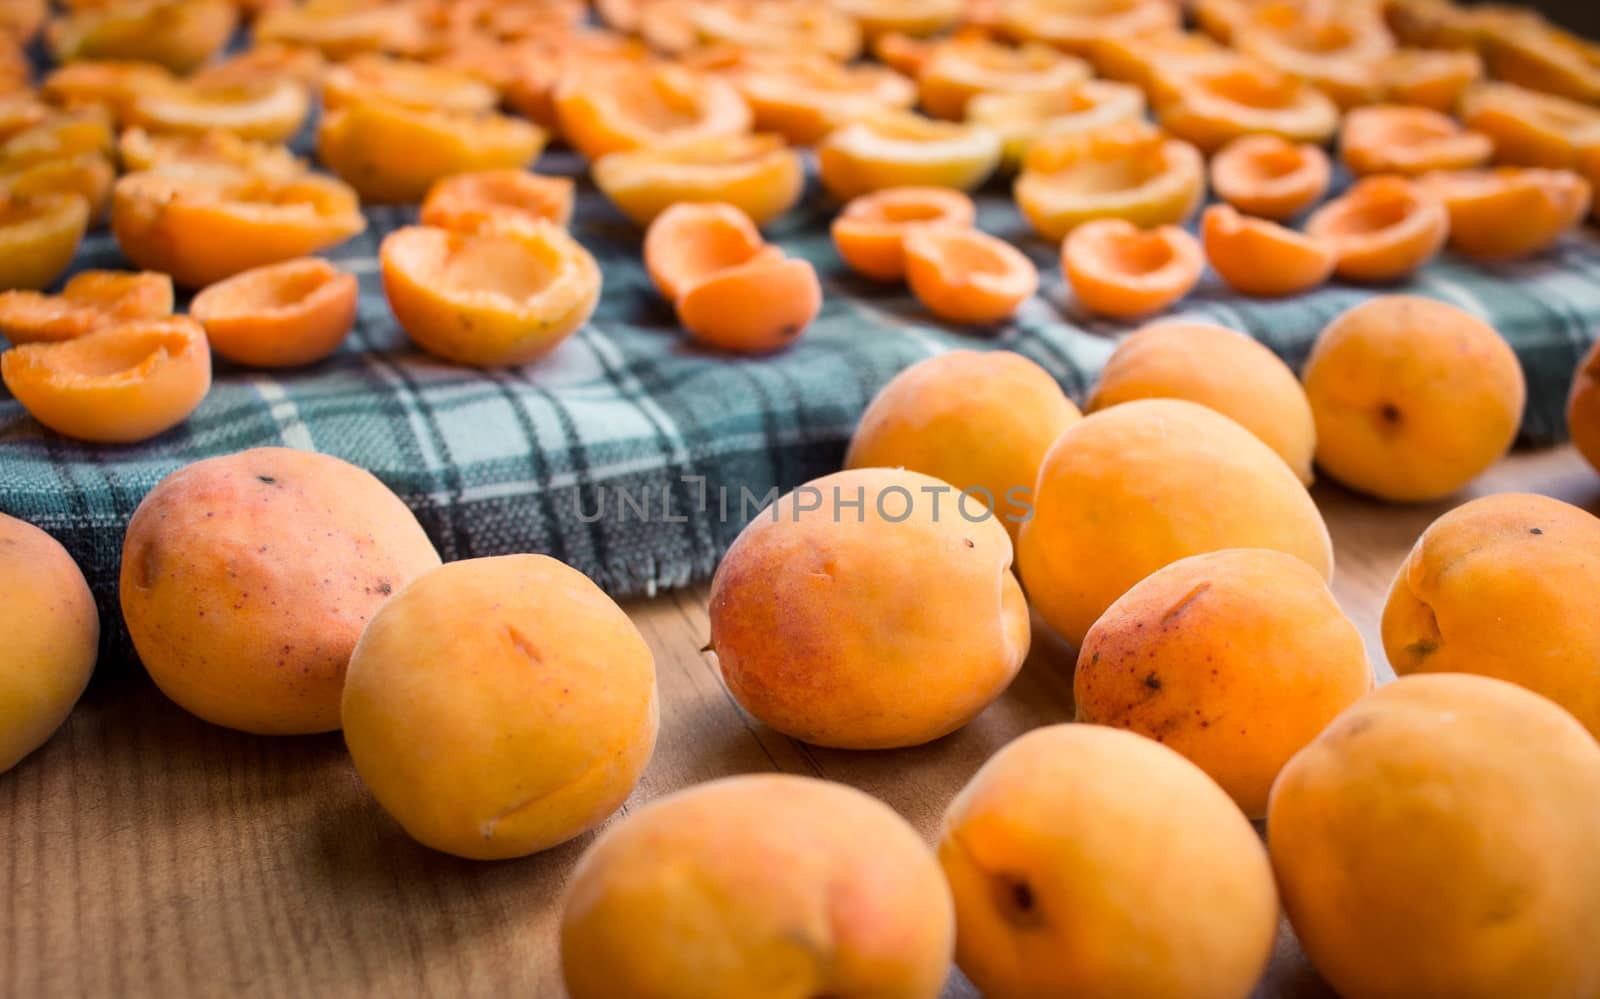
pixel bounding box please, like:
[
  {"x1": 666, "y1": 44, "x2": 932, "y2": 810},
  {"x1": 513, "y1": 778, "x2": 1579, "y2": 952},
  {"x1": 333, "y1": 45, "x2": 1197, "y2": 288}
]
[
  {"x1": 1155, "y1": 60, "x2": 1340, "y2": 153},
  {"x1": 1201, "y1": 203, "x2": 1335, "y2": 298},
  {"x1": 1419, "y1": 167, "x2": 1592, "y2": 260},
  {"x1": 1482, "y1": 21, "x2": 1600, "y2": 105},
  {"x1": 1582, "y1": 144, "x2": 1600, "y2": 222},
  {"x1": 117, "y1": 128, "x2": 306, "y2": 181},
  {"x1": 696, "y1": 48, "x2": 915, "y2": 146},
  {"x1": 322, "y1": 54, "x2": 499, "y2": 114},
  {"x1": 112, "y1": 170, "x2": 366, "y2": 288},
  {"x1": 381, "y1": 220, "x2": 601, "y2": 368},
  {"x1": 817, "y1": 110, "x2": 1001, "y2": 201},
  {"x1": 592, "y1": 133, "x2": 802, "y2": 228},
  {"x1": 0, "y1": 270, "x2": 173, "y2": 345},
  {"x1": 872, "y1": 30, "x2": 932, "y2": 77},
  {"x1": 0, "y1": 193, "x2": 88, "y2": 291},
  {"x1": 40, "y1": 60, "x2": 175, "y2": 124},
  {"x1": 1014, "y1": 121, "x2": 1204, "y2": 241},
  {"x1": 1208, "y1": 133, "x2": 1329, "y2": 221},
  {"x1": 124, "y1": 77, "x2": 310, "y2": 144},
  {"x1": 255, "y1": 1, "x2": 425, "y2": 60},
  {"x1": 1089, "y1": 29, "x2": 1234, "y2": 91},
  {"x1": 667, "y1": 0, "x2": 863, "y2": 62},
  {"x1": 1341, "y1": 105, "x2": 1493, "y2": 178},
  {"x1": 1305, "y1": 175, "x2": 1449, "y2": 283},
  {"x1": 0, "y1": 94, "x2": 52, "y2": 142},
  {"x1": 0, "y1": 316, "x2": 211, "y2": 443},
  {"x1": 420, "y1": 169, "x2": 575, "y2": 232},
  {"x1": 1231, "y1": 0, "x2": 1392, "y2": 108},
  {"x1": 190, "y1": 258, "x2": 358, "y2": 368},
  {"x1": 0, "y1": 154, "x2": 114, "y2": 222},
  {"x1": 1383, "y1": 47, "x2": 1482, "y2": 112},
  {"x1": 193, "y1": 43, "x2": 328, "y2": 89},
  {"x1": 0, "y1": 110, "x2": 114, "y2": 167},
  {"x1": 916, "y1": 37, "x2": 1090, "y2": 121},
  {"x1": 0, "y1": 0, "x2": 43, "y2": 42},
  {"x1": 832, "y1": 186, "x2": 977, "y2": 281},
  {"x1": 904, "y1": 225, "x2": 1037, "y2": 325},
  {"x1": 48, "y1": 0, "x2": 236, "y2": 73},
  {"x1": 489, "y1": 33, "x2": 651, "y2": 132},
  {"x1": 832, "y1": 0, "x2": 963, "y2": 38},
  {"x1": 642, "y1": 201, "x2": 771, "y2": 303},
  {"x1": 317, "y1": 100, "x2": 546, "y2": 204},
  {"x1": 967, "y1": 79, "x2": 1145, "y2": 171},
  {"x1": 998, "y1": 0, "x2": 1177, "y2": 55},
  {"x1": 1062, "y1": 218, "x2": 1202, "y2": 319},
  {"x1": 554, "y1": 62, "x2": 752, "y2": 163},
  {"x1": 1460, "y1": 82, "x2": 1600, "y2": 170},
  {"x1": 677, "y1": 254, "x2": 822, "y2": 354}
]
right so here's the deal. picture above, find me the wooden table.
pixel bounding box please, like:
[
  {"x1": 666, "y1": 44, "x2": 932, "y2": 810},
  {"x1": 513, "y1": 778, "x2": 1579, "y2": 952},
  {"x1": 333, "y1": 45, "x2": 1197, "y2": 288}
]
[{"x1": 5, "y1": 446, "x2": 1597, "y2": 998}]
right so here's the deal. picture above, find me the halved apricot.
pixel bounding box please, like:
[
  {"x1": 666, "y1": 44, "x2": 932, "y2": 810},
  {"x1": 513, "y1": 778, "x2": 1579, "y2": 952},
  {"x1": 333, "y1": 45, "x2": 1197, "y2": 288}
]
[
  {"x1": 917, "y1": 37, "x2": 1090, "y2": 121},
  {"x1": 998, "y1": 0, "x2": 1177, "y2": 55},
  {"x1": 695, "y1": 47, "x2": 915, "y2": 146},
  {"x1": 112, "y1": 170, "x2": 366, "y2": 288},
  {"x1": 1155, "y1": 60, "x2": 1340, "y2": 153},
  {"x1": 255, "y1": 1, "x2": 425, "y2": 59},
  {"x1": 1014, "y1": 120, "x2": 1204, "y2": 241},
  {"x1": 1382, "y1": 47, "x2": 1482, "y2": 112},
  {"x1": 0, "y1": 193, "x2": 88, "y2": 291},
  {"x1": 0, "y1": 0, "x2": 44, "y2": 43},
  {"x1": 380, "y1": 220, "x2": 601, "y2": 367},
  {"x1": 1460, "y1": 82, "x2": 1600, "y2": 170},
  {"x1": 1231, "y1": 0, "x2": 1392, "y2": 108},
  {"x1": 592, "y1": 133, "x2": 803, "y2": 228},
  {"x1": 967, "y1": 79, "x2": 1145, "y2": 171},
  {"x1": 189, "y1": 258, "x2": 358, "y2": 368},
  {"x1": 652, "y1": 0, "x2": 862, "y2": 62},
  {"x1": 1208, "y1": 133, "x2": 1329, "y2": 221},
  {"x1": 904, "y1": 225, "x2": 1037, "y2": 325},
  {"x1": 1305, "y1": 175, "x2": 1449, "y2": 283},
  {"x1": 192, "y1": 43, "x2": 328, "y2": 89},
  {"x1": 642, "y1": 201, "x2": 772, "y2": 303},
  {"x1": 0, "y1": 110, "x2": 114, "y2": 167},
  {"x1": 124, "y1": 77, "x2": 311, "y2": 144},
  {"x1": 873, "y1": 30, "x2": 932, "y2": 77},
  {"x1": 1481, "y1": 20, "x2": 1600, "y2": 105},
  {"x1": 0, "y1": 316, "x2": 211, "y2": 443},
  {"x1": 0, "y1": 94, "x2": 52, "y2": 142},
  {"x1": 1061, "y1": 218, "x2": 1202, "y2": 319},
  {"x1": 117, "y1": 128, "x2": 306, "y2": 181},
  {"x1": 40, "y1": 60, "x2": 174, "y2": 124},
  {"x1": 1341, "y1": 105, "x2": 1493, "y2": 177},
  {"x1": 1419, "y1": 167, "x2": 1592, "y2": 260},
  {"x1": 832, "y1": 186, "x2": 977, "y2": 282},
  {"x1": 1089, "y1": 28, "x2": 1235, "y2": 91},
  {"x1": 322, "y1": 53, "x2": 499, "y2": 114},
  {"x1": 490, "y1": 33, "x2": 651, "y2": 132},
  {"x1": 0, "y1": 270, "x2": 173, "y2": 345},
  {"x1": 48, "y1": 0, "x2": 236, "y2": 73},
  {"x1": 832, "y1": 0, "x2": 963, "y2": 38},
  {"x1": 677, "y1": 254, "x2": 822, "y2": 353},
  {"x1": 317, "y1": 99, "x2": 545, "y2": 204},
  {"x1": 817, "y1": 110, "x2": 1001, "y2": 201},
  {"x1": 420, "y1": 169, "x2": 575, "y2": 233},
  {"x1": 554, "y1": 62, "x2": 752, "y2": 163},
  {"x1": 0, "y1": 154, "x2": 114, "y2": 221},
  {"x1": 1582, "y1": 143, "x2": 1600, "y2": 222},
  {"x1": 1201, "y1": 203, "x2": 1335, "y2": 298}
]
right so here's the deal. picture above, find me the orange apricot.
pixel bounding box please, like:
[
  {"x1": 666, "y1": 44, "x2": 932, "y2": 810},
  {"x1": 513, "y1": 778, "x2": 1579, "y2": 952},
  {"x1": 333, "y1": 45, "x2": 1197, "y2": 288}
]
[
  {"x1": 998, "y1": 0, "x2": 1177, "y2": 55},
  {"x1": 832, "y1": 0, "x2": 963, "y2": 38},
  {"x1": 124, "y1": 77, "x2": 310, "y2": 144},
  {"x1": 554, "y1": 62, "x2": 752, "y2": 163},
  {"x1": 1155, "y1": 60, "x2": 1340, "y2": 153},
  {"x1": 1482, "y1": 20, "x2": 1600, "y2": 105},
  {"x1": 917, "y1": 36, "x2": 1089, "y2": 121},
  {"x1": 1231, "y1": 0, "x2": 1392, "y2": 108},
  {"x1": 1062, "y1": 218, "x2": 1202, "y2": 320},
  {"x1": 1382, "y1": 46, "x2": 1482, "y2": 112},
  {"x1": 1340, "y1": 105, "x2": 1493, "y2": 177},
  {"x1": 189, "y1": 258, "x2": 358, "y2": 368},
  {"x1": 380, "y1": 220, "x2": 601, "y2": 368},
  {"x1": 116, "y1": 128, "x2": 306, "y2": 181},
  {"x1": 321, "y1": 53, "x2": 498, "y2": 114},
  {"x1": 0, "y1": 154, "x2": 113, "y2": 222},
  {"x1": 0, "y1": 0, "x2": 43, "y2": 42},
  {"x1": 0, "y1": 193, "x2": 88, "y2": 291},
  {"x1": 831, "y1": 186, "x2": 976, "y2": 282},
  {"x1": 111, "y1": 170, "x2": 366, "y2": 289},
  {"x1": 419, "y1": 169, "x2": 575, "y2": 233},
  {"x1": 40, "y1": 59, "x2": 174, "y2": 125},
  {"x1": 642, "y1": 201, "x2": 769, "y2": 303},
  {"x1": 0, "y1": 93, "x2": 52, "y2": 141},
  {"x1": 192, "y1": 43, "x2": 327, "y2": 89},
  {"x1": 0, "y1": 270, "x2": 172, "y2": 345},
  {"x1": 591, "y1": 133, "x2": 803, "y2": 228},
  {"x1": 1015, "y1": 121, "x2": 1204, "y2": 241},
  {"x1": 655, "y1": 0, "x2": 862, "y2": 62},
  {"x1": 1568, "y1": 337, "x2": 1600, "y2": 475},
  {"x1": 48, "y1": 0, "x2": 236, "y2": 74},
  {"x1": 1460, "y1": 82, "x2": 1600, "y2": 170},
  {"x1": 904, "y1": 225, "x2": 1037, "y2": 325},
  {"x1": 872, "y1": 30, "x2": 932, "y2": 77},
  {"x1": 0, "y1": 317, "x2": 210, "y2": 442},
  {"x1": 1201, "y1": 203, "x2": 1335, "y2": 299},
  {"x1": 1419, "y1": 167, "x2": 1591, "y2": 260},
  {"x1": 1089, "y1": 29, "x2": 1235, "y2": 92},
  {"x1": 254, "y1": 1, "x2": 425, "y2": 59},
  {"x1": 0, "y1": 110, "x2": 114, "y2": 167},
  {"x1": 966, "y1": 79, "x2": 1145, "y2": 171},
  {"x1": 1305, "y1": 175, "x2": 1449, "y2": 283},
  {"x1": 1207, "y1": 133, "x2": 1329, "y2": 221},
  {"x1": 677, "y1": 254, "x2": 822, "y2": 354},
  {"x1": 492, "y1": 34, "x2": 652, "y2": 133},
  {"x1": 697, "y1": 47, "x2": 916, "y2": 146},
  {"x1": 817, "y1": 110, "x2": 1001, "y2": 201}
]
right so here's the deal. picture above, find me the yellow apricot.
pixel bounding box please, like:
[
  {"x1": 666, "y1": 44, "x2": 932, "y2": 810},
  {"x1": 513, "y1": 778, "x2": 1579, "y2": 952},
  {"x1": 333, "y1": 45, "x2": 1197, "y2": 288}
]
[
  {"x1": 116, "y1": 128, "x2": 306, "y2": 181},
  {"x1": 817, "y1": 110, "x2": 1001, "y2": 201},
  {"x1": 905, "y1": 225, "x2": 1038, "y2": 325},
  {"x1": 917, "y1": 36, "x2": 1089, "y2": 121},
  {"x1": 1420, "y1": 167, "x2": 1591, "y2": 260},
  {"x1": 1461, "y1": 82, "x2": 1600, "y2": 169},
  {"x1": 998, "y1": 0, "x2": 1178, "y2": 54},
  {"x1": 1382, "y1": 46, "x2": 1483, "y2": 112},
  {"x1": 1089, "y1": 29, "x2": 1234, "y2": 91},
  {"x1": 0, "y1": 193, "x2": 88, "y2": 291},
  {"x1": 124, "y1": 77, "x2": 311, "y2": 145},
  {"x1": 48, "y1": 0, "x2": 236, "y2": 73},
  {"x1": 193, "y1": 42, "x2": 327, "y2": 89},
  {"x1": 0, "y1": 109, "x2": 113, "y2": 167},
  {"x1": 832, "y1": 0, "x2": 963, "y2": 37},
  {"x1": 1155, "y1": 60, "x2": 1340, "y2": 153},
  {"x1": 966, "y1": 80, "x2": 1145, "y2": 171},
  {"x1": 715, "y1": 51, "x2": 916, "y2": 146},
  {"x1": 40, "y1": 59, "x2": 173, "y2": 125},
  {"x1": 0, "y1": 269, "x2": 173, "y2": 345},
  {"x1": 831, "y1": 186, "x2": 976, "y2": 281},
  {"x1": 592, "y1": 133, "x2": 803, "y2": 228},
  {"x1": 255, "y1": 0, "x2": 425, "y2": 59},
  {"x1": 554, "y1": 62, "x2": 752, "y2": 163},
  {"x1": 1015, "y1": 121, "x2": 1204, "y2": 241},
  {"x1": 419, "y1": 169, "x2": 575, "y2": 232},
  {"x1": 1482, "y1": 19, "x2": 1600, "y2": 104},
  {"x1": 0, "y1": 154, "x2": 113, "y2": 222}
]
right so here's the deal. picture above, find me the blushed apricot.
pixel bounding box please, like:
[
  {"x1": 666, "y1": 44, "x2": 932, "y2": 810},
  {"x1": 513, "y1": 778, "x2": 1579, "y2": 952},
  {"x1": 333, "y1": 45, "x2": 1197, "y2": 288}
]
[
  {"x1": 1304, "y1": 176, "x2": 1448, "y2": 283},
  {"x1": 48, "y1": 0, "x2": 236, "y2": 73},
  {"x1": 1201, "y1": 204, "x2": 1335, "y2": 299},
  {"x1": 1078, "y1": 548, "x2": 1371, "y2": 818},
  {"x1": 112, "y1": 170, "x2": 365, "y2": 289},
  {"x1": 1382, "y1": 46, "x2": 1482, "y2": 112},
  {"x1": 1420, "y1": 167, "x2": 1590, "y2": 260},
  {"x1": 1341, "y1": 105, "x2": 1492, "y2": 178},
  {"x1": 1570, "y1": 337, "x2": 1600, "y2": 473},
  {"x1": 419, "y1": 169, "x2": 574, "y2": 234},
  {"x1": 966, "y1": 79, "x2": 1145, "y2": 171},
  {"x1": 381, "y1": 220, "x2": 600, "y2": 368},
  {"x1": 1015, "y1": 121, "x2": 1204, "y2": 241},
  {"x1": 1460, "y1": 82, "x2": 1600, "y2": 169},
  {"x1": 189, "y1": 258, "x2": 356, "y2": 368},
  {"x1": 1155, "y1": 61, "x2": 1340, "y2": 154},
  {"x1": 592, "y1": 133, "x2": 802, "y2": 228},
  {"x1": 0, "y1": 270, "x2": 172, "y2": 345},
  {"x1": 321, "y1": 53, "x2": 498, "y2": 114},
  {"x1": 124, "y1": 77, "x2": 309, "y2": 145},
  {"x1": 703, "y1": 49, "x2": 915, "y2": 146},
  {"x1": 1089, "y1": 28, "x2": 1234, "y2": 92},
  {"x1": 833, "y1": 0, "x2": 962, "y2": 37},
  {"x1": 917, "y1": 36, "x2": 1089, "y2": 121},
  {"x1": 40, "y1": 59, "x2": 173, "y2": 125},
  {"x1": 709, "y1": 467, "x2": 1030, "y2": 749},
  {"x1": 1062, "y1": 219, "x2": 1201, "y2": 320},
  {"x1": 998, "y1": 0, "x2": 1177, "y2": 55},
  {"x1": 1231, "y1": 0, "x2": 1392, "y2": 108},
  {"x1": 1017, "y1": 398, "x2": 1333, "y2": 648},
  {"x1": 1, "y1": 317, "x2": 210, "y2": 443},
  {"x1": 1482, "y1": 20, "x2": 1600, "y2": 105},
  {"x1": 1302, "y1": 295, "x2": 1525, "y2": 502},
  {"x1": 678, "y1": 254, "x2": 821, "y2": 354},
  {"x1": 116, "y1": 127, "x2": 305, "y2": 181},
  {"x1": 642, "y1": 201, "x2": 767, "y2": 302},
  {"x1": 555, "y1": 62, "x2": 751, "y2": 163},
  {"x1": 0, "y1": 193, "x2": 88, "y2": 291},
  {"x1": 904, "y1": 226, "x2": 1037, "y2": 326},
  {"x1": 831, "y1": 186, "x2": 976, "y2": 282},
  {"x1": 1207, "y1": 133, "x2": 1327, "y2": 221},
  {"x1": 817, "y1": 110, "x2": 1000, "y2": 202}
]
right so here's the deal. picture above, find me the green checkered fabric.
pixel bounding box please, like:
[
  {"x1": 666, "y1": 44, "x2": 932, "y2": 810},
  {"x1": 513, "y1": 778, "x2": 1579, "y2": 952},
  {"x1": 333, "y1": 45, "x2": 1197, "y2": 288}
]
[{"x1": 4, "y1": 149, "x2": 1600, "y2": 649}]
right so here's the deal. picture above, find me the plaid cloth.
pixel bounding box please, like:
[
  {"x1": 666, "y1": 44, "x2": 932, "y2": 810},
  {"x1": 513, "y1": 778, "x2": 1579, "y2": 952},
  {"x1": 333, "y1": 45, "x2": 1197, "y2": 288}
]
[{"x1": 4, "y1": 148, "x2": 1600, "y2": 658}]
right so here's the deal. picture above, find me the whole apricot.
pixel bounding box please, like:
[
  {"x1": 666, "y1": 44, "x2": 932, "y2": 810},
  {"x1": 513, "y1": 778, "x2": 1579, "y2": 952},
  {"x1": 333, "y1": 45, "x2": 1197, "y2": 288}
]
[{"x1": 121, "y1": 448, "x2": 441, "y2": 735}]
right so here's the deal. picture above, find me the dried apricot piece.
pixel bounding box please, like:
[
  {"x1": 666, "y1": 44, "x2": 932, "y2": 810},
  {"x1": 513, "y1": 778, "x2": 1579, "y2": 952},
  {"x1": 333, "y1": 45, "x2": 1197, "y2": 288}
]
[
  {"x1": 818, "y1": 110, "x2": 1000, "y2": 201},
  {"x1": 1305, "y1": 175, "x2": 1449, "y2": 283},
  {"x1": 677, "y1": 254, "x2": 822, "y2": 353},
  {"x1": 190, "y1": 258, "x2": 358, "y2": 368},
  {"x1": 0, "y1": 317, "x2": 211, "y2": 443},
  {"x1": 48, "y1": 0, "x2": 236, "y2": 74},
  {"x1": 832, "y1": 0, "x2": 963, "y2": 38},
  {"x1": 998, "y1": 0, "x2": 1177, "y2": 55},
  {"x1": 1208, "y1": 133, "x2": 1329, "y2": 221},
  {"x1": 1460, "y1": 82, "x2": 1600, "y2": 170},
  {"x1": 1061, "y1": 218, "x2": 1202, "y2": 319},
  {"x1": 916, "y1": 36, "x2": 1090, "y2": 121},
  {"x1": 642, "y1": 201, "x2": 772, "y2": 303},
  {"x1": 117, "y1": 128, "x2": 306, "y2": 181},
  {"x1": 1382, "y1": 47, "x2": 1482, "y2": 112},
  {"x1": 693, "y1": 47, "x2": 915, "y2": 146},
  {"x1": 1015, "y1": 121, "x2": 1204, "y2": 241},
  {"x1": 1340, "y1": 105, "x2": 1493, "y2": 177},
  {"x1": 380, "y1": 220, "x2": 601, "y2": 368},
  {"x1": 904, "y1": 225, "x2": 1037, "y2": 325},
  {"x1": 554, "y1": 62, "x2": 752, "y2": 162},
  {"x1": 124, "y1": 77, "x2": 311, "y2": 144},
  {"x1": 317, "y1": 100, "x2": 545, "y2": 204},
  {"x1": 0, "y1": 270, "x2": 173, "y2": 345},
  {"x1": 420, "y1": 169, "x2": 575, "y2": 232},
  {"x1": 112, "y1": 170, "x2": 366, "y2": 288},
  {"x1": 1201, "y1": 204, "x2": 1335, "y2": 298},
  {"x1": 593, "y1": 133, "x2": 802, "y2": 228},
  {"x1": 322, "y1": 53, "x2": 499, "y2": 114},
  {"x1": 0, "y1": 193, "x2": 88, "y2": 291},
  {"x1": 1155, "y1": 60, "x2": 1340, "y2": 153},
  {"x1": 1419, "y1": 168, "x2": 1591, "y2": 260},
  {"x1": 1231, "y1": 0, "x2": 1392, "y2": 108},
  {"x1": 832, "y1": 186, "x2": 976, "y2": 282},
  {"x1": 967, "y1": 79, "x2": 1145, "y2": 171}
]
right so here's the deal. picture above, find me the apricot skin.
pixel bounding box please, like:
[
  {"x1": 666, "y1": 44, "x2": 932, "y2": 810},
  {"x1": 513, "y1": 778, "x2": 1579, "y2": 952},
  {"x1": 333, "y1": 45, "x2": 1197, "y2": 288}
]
[
  {"x1": 562, "y1": 775, "x2": 954, "y2": 999},
  {"x1": 677, "y1": 255, "x2": 821, "y2": 355},
  {"x1": 1269, "y1": 673, "x2": 1600, "y2": 999},
  {"x1": 0, "y1": 514, "x2": 97, "y2": 775},
  {"x1": 1569, "y1": 337, "x2": 1600, "y2": 475},
  {"x1": 342, "y1": 555, "x2": 657, "y2": 861},
  {"x1": 120, "y1": 448, "x2": 442, "y2": 736},
  {"x1": 709, "y1": 467, "x2": 1030, "y2": 750},
  {"x1": 190, "y1": 258, "x2": 358, "y2": 368},
  {"x1": 1018, "y1": 399, "x2": 1333, "y2": 649},
  {"x1": 939, "y1": 724, "x2": 1277, "y2": 999}
]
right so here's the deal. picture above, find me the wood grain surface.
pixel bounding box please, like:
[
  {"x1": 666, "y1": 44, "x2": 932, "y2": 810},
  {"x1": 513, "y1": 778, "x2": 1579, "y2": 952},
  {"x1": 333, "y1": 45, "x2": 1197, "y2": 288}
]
[{"x1": 4, "y1": 446, "x2": 1597, "y2": 999}]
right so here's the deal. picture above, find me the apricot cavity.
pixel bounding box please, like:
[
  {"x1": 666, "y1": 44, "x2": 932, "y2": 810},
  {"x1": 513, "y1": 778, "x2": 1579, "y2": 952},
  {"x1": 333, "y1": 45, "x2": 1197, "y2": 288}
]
[
  {"x1": 190, "y1": 258, "x2": 358, "y2": 368},
  {"x1": 554, "y1": 62, "x2": 752, "y2": 162},
  {"x1": 966, "y1": 80, "x2": 1145, "y2": 171},
  {"x1": 1155, "y1": 61, "x2": 1340, "y2": 154},
  {"x1": 1015, "y1": 121, "x2": 1203, "y2": 241},
  {"x1": 1340, "y1": 105, "x2": 1492, "y2": 177},
  {"x1": 419, "y1": 169, "x2": 575, "y2": 233},
  {"x1": 0, "y1": 270, "x2": 173, "y2": 345},
  {"x1": 1304, "y1": 175, "x2": 1448, "y2": 283},
  {"x1": 905, "y1": 225, "x2": 1038, "y2": 326},
  {"x1": 1208, "y1": 133, "x2": 1329, "y2": 221},
  {"x1": 818, "y1": 110, "x2": 1000, "y2": 202},
  {"x1": 1061, "y1": 219, "x2": 1202, "y2": 320},
  {"x1": 591, "y1": 133, "x2": 803, "y2": 227}
]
